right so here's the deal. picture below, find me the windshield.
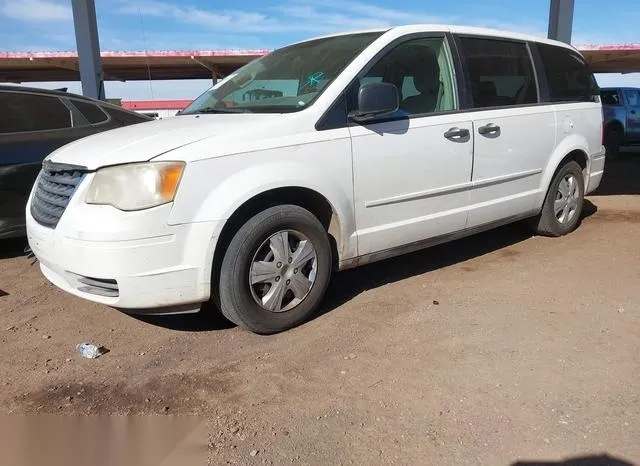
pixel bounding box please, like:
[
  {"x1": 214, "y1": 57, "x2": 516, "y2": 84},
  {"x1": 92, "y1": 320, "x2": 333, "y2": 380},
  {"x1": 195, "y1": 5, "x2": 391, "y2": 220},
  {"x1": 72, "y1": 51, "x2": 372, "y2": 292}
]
[{"x1": 180, "y1": 32, "x2": 383, "y2": 115}]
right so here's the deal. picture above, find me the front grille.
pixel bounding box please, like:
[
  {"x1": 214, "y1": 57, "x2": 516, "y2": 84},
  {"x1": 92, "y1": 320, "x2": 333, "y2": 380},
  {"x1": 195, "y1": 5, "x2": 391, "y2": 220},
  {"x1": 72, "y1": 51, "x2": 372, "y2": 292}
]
[{"x1": 31, "y1": 162, "x2": 87, "y2": 228}]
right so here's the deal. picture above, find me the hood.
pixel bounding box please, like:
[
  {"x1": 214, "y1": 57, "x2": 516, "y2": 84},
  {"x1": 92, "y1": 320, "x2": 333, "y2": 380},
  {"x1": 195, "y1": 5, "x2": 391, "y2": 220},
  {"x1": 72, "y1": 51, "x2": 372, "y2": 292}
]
[{"x1": 47, "y1": 114, "x2": 279, "y2": 170}]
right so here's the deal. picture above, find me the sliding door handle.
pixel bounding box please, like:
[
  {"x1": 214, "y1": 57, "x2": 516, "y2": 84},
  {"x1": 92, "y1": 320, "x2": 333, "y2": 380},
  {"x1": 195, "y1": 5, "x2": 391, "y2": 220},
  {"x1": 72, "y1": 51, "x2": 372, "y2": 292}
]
[
  {"x1": 444, "y1": 127, "x2": 470, "y2": 139},
  {"x1": 478, "y1": 123, "x2": 501, "y2": 135}
]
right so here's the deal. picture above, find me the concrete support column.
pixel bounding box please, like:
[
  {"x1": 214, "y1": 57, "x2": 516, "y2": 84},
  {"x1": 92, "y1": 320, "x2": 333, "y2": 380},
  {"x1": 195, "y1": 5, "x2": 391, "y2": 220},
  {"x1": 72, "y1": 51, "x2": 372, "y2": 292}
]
[
  {"x1": 71, "y1": 0, "x2": 105, "y2": 100},
  {"x1": 548, "y1": 0, "x2": 575, "y2": 44}
]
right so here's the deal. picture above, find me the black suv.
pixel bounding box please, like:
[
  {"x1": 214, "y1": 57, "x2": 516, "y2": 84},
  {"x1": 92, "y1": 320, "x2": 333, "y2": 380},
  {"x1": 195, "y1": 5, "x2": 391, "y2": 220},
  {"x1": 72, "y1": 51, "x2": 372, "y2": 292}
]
[{"x1": 0, "y1": 86, "x2": 152, "y2": 239}]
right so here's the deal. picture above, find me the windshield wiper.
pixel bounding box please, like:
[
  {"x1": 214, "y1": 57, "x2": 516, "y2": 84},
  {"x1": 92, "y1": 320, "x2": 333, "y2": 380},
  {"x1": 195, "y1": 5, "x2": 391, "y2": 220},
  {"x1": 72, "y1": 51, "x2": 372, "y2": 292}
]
[{"x1": 190, "y1": 107, "x2": 252, "y2": 114}]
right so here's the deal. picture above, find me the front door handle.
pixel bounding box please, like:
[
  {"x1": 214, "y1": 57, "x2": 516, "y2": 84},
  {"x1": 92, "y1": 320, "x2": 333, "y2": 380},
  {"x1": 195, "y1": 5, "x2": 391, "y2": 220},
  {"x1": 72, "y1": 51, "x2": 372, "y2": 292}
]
[
  {"x1": 478, "y1": 123, "x2": 501, "y2": 135},
  {"x1": 444, "y1": 127, "x2": 470, "y2": 140}
]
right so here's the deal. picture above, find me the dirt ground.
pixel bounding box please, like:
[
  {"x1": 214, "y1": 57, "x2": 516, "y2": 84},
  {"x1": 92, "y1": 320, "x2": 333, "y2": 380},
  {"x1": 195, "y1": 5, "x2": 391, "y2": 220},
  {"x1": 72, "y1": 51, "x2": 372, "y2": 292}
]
[{"x1": 1, "y1": 152, "x2": 639, "y2": 466}]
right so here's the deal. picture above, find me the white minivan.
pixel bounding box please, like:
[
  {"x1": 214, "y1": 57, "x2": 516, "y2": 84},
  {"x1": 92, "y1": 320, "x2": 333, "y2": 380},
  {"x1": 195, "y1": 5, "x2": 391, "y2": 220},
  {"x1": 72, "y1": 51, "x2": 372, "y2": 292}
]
[{"x1": 26, "y1": 25, "x2": 605, "y2": 334}]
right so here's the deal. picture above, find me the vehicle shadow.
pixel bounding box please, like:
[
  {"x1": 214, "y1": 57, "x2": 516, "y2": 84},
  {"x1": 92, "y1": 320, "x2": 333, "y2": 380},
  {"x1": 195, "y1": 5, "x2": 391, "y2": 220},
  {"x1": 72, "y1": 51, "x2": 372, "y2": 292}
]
[
  {"x1": 593, "y1": 148, "x2": 640, "y2": 196},
  {"x1": 132, "y1": 301, "x2": 235, "y2": 332},
  {"x1": 511, "y1": 453, "x2": 635, "y2": 466},
  {"x1": 136, "y1": 200, "x2": 597, "y2": 333},
  {"x1": 319, "y1": 200, "x2": 597, "y2": 317},
  {"x1": 0, "y1": 237, "x2": 29, "y2": 260}
]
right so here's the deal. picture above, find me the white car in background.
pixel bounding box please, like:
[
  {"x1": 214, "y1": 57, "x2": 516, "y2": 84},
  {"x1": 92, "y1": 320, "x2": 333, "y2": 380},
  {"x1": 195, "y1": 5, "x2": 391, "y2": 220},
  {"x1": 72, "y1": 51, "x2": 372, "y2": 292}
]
[{"x1": 27, "y1": 25, "x2": 605, "y2": 334}]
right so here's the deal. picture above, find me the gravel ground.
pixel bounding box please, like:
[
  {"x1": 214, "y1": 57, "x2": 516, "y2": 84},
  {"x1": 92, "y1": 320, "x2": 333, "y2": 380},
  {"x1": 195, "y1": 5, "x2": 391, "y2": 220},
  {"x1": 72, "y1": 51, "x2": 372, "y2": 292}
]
[{"x1": 1, "y1": 152, "x2": 639, "y2": 465}]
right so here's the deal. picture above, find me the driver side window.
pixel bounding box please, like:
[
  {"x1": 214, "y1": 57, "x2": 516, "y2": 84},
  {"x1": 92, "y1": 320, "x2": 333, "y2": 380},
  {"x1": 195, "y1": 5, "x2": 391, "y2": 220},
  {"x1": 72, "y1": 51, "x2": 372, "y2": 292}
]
[{"x1": 355, "y1": 37, "x2": 457, "y2": 117}]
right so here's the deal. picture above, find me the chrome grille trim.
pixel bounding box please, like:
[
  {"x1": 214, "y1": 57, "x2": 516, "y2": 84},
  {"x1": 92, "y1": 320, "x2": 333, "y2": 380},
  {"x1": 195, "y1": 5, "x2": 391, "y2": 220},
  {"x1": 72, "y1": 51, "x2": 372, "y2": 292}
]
[{"x1": 30, "y1": 162, "x2": 87, "y2": 228}]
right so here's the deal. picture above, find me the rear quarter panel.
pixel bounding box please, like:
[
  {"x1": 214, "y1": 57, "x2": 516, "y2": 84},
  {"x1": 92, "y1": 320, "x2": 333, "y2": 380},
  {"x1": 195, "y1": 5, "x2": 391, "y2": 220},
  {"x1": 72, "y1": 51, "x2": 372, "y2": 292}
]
[
  {"x1": 538, "y1": 102, "x2": 603, "y2": 206},
  {"x1": 603, "y1": 103, "x2": 626, "y2": 132}
]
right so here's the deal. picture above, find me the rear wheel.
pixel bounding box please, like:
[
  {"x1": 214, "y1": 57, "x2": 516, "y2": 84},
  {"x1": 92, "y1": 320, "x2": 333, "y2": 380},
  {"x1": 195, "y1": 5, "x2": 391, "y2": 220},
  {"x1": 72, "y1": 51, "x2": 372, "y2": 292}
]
[
  {"x1": 529, "y1": 161, "x2": 585, "y2": 237},
  {"x1": 218, "y1": 205, "x2": 332, "y2": 334}
]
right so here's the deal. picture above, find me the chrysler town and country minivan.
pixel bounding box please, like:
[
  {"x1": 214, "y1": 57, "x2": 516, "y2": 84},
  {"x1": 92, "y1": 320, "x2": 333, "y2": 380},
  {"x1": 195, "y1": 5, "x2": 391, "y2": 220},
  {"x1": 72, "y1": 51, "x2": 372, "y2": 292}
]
[{"x1": 26, "y1": 25, "x2": 605, "y2": 334}]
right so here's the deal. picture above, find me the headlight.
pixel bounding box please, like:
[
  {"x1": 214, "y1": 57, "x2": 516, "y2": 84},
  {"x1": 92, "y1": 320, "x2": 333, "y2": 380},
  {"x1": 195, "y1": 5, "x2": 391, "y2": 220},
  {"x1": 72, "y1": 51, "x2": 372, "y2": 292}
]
[{"x1": 85, "y1": 162, "x2": 185, "y2": 211}]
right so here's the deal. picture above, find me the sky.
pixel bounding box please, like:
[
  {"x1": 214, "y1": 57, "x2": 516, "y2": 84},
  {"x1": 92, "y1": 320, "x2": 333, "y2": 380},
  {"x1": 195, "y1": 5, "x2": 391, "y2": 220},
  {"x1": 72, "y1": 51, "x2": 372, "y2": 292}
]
[{"x1": 1, "y1": 0, "x2": 639, "y2": 100}]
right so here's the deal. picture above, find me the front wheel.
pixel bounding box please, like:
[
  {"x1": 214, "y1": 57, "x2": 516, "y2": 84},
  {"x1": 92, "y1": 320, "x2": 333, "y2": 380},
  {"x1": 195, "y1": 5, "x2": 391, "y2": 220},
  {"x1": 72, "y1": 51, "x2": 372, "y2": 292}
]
[
  {"x1": 218, "y1": 205, "x2": 332, "y2": 334},
  {"x1": 529, "y1": 160, "x2": 585, "y2": 237}
]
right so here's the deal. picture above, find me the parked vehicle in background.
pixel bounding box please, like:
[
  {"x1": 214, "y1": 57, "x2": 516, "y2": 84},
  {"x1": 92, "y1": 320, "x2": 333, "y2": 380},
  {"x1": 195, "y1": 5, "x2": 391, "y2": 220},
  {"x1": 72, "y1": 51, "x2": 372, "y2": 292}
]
[
  {"x1": 601, "y1": 87, "x2": 640, "y2": 158},
  {"x1": 0, "y1": 86, "x2": 152, "y2": 239},
  {"x1": 26, "y1": 25, "x2": 604, "y2": 334}
]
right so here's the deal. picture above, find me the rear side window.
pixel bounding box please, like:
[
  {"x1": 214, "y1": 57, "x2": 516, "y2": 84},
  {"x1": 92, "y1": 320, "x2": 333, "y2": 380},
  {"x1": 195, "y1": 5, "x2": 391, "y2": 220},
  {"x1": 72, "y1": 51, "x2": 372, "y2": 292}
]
[
  {"x1": 458, "y1": 37, "x2": 538, "y2": 108},
  {"x1": 538, "y1": 44, "x2": 599, "y2": 102},
  {"x1": 0, "y1": 92, "x2": 71, "y2": 133},
  {"x1": 601, "y1": 90, "x2": 620, "y2": 105},
  {"x1": 72, "y1": 99, "x2": 108, "y2": 124}
]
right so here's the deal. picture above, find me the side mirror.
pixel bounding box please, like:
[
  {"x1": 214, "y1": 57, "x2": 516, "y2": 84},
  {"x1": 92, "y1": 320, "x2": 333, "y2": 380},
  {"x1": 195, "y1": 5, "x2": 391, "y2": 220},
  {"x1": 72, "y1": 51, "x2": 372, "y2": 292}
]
[{"x1": 349, "y1": 82, "x2": 399, "y2": 122}]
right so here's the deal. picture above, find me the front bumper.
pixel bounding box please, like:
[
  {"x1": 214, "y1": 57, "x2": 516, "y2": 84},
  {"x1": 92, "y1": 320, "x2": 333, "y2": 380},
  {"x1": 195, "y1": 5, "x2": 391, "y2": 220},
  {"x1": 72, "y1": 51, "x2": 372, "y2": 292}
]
[{"x1": 26, "y1": 176, "x2": 221, "y2": 313}]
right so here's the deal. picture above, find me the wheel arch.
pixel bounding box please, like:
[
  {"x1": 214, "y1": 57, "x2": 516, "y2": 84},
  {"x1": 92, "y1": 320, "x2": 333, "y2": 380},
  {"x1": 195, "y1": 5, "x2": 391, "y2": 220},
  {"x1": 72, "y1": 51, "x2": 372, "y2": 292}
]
[
  {"x1": 208, "y1": 186, "x2": 351, "y2": 304},
  {"x1": 605, "y1": 119, "x2": 624, "y2": 135},
  {"x1": 538, "y1": 135, "x2": 590, "y2": 209}
]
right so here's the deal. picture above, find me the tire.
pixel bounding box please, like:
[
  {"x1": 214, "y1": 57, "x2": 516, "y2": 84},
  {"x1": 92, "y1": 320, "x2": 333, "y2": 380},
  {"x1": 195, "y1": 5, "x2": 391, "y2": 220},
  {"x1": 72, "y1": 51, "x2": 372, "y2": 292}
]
[
  {"x1": 218, "y1": 205, "x2": 332, "y2": 334},
  {"x1": 605, "y1": 127, "x2": 621, "y2": 159},
  {"x1": 529, "y1": 161, "x2": 585, "y2": 237}
]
